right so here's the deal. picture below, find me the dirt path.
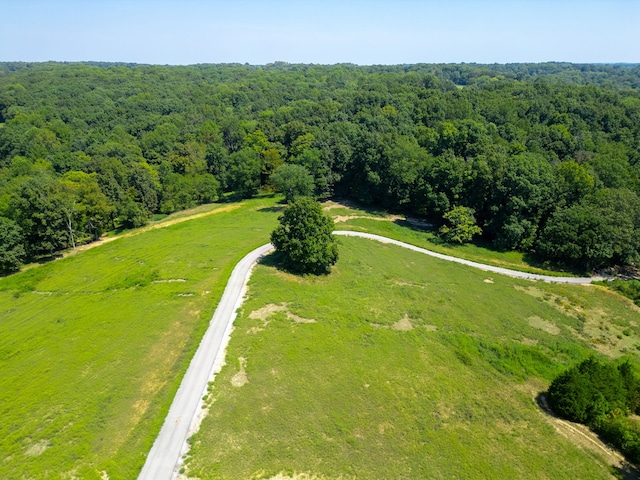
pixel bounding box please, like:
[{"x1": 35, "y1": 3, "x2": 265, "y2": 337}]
[
  {"x1": 323, "y1": 200, "x2": 432, "y2": 227},
  {"x1": 14, "y1": 204, "x2": 241, "y2": 274},
  {"x1": 71, "y1": 204, "x2": 240, "y2": 255},
  {"x1": 138, "y1": 243, "x2": 274, "y2": 480}
]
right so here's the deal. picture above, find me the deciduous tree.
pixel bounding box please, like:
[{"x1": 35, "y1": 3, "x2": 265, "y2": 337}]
[
  {"x1": 270, "y1": 197, "x2": 338, "y2": 275},
  {"x1": 0, "y1": 217, "x2": 26, "y2": 271},
  {"x1": 439, "y1": 206, "x2": 482, "y2": 244},
  {"x1": 269, "y1": 163, "x2": 315, "y2": 203}
]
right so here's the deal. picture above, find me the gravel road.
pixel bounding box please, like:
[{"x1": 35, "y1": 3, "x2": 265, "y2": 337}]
[
  {"x1": 138, "y1": 231, "x2": 605, "y2": 479},
  {"x1": 335, "y1": 231, "x2": 606, "y2": 284},
  {"x1": 137, "y1": 243, "x2": 274, "y2": 480}
]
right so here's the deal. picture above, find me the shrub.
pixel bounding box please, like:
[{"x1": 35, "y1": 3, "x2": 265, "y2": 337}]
[{"x1": 547, "y1": 357, "x2": 631, "y2": 425}]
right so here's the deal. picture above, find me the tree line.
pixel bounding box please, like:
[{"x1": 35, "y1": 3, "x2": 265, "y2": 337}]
[{"x1": 1, "y1": 61, "x2": 640, "y2": 272}]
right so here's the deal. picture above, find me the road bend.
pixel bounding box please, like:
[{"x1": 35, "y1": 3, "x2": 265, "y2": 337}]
[
  {"x1": 334, "y1": 231, "x2": 605, "y2": 284},
  {"x1": 138, "y1": 231, "x2": 604, "y2": 479}
]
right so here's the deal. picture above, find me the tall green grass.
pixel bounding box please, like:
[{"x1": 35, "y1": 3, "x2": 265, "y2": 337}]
[
  {"x1": 186, "y1": 236, "x2": 640, "y2": 479},
  {"x1": 0, "y1": 197, "x2": 282, "y2": 479}
]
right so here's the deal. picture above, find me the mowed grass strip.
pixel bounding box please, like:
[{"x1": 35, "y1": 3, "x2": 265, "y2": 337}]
[
  {"x1": 332, "y1": 212, "x2": 583, "y2": 277},
  {"x1": 0, "y1": 197, "x2": 282, "y2": 480},
  {"x1": 186, "y1": 236, "x2": 640, "y2": 479}
]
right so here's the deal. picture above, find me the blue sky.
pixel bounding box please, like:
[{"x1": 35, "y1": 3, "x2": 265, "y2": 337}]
[{"x1": 1, "y1": 0, "x2": 638, "y2": 65}]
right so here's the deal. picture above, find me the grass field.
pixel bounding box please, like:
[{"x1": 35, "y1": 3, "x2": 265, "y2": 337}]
[
  {"x1": 324, "y1": 201, "x2": 584, "y2": 277},
  {"x1": 185, "y1": 235, "x2": 640, "y2": 479},
  {"x1": 0, "y1": 196, "x2": 282, "y2": 479},
  {"x1": 2, "y1": 195, "x2": 637, "y2": 479}
]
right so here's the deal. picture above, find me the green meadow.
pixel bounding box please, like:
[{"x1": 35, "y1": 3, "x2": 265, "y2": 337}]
[
  {"x1": 185, "y1": 235, "x2": 640, "y2": 479},
  {"x1": 2, "y1": 196, "x2": 639, "y2": 479},
  {"x1": 0, "y1": 197, "x2": 282, "y2": 479}
]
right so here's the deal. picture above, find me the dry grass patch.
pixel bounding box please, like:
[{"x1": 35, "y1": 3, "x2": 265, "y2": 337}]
[
  {"x1": 247, "y1": 303, "x2": 316, "y2": 331},
  {"x1": 231, "y1": 357, "x2": 249, "y2": 387},
  {"x1": 249, "y1": 303, "x2": 289, "y2": 322},
  {"x1": 25, "y1": 440, "x2": 49, "y2": 457},
  {"x1": 515, "y1": 284, "x2": 640, "y2": 357},
  {"x1": 393, "y1": 280, "x2": 426, "y2": 288},
  {"x1": 287, "y1": 313, "x2": 316, "y2": 324},
  {"x1": 528, "y1": 316, "x2": 560, "y2": 335},
  {"x1": 392, "y1": 314, "x2": 414, "y2": 331}
]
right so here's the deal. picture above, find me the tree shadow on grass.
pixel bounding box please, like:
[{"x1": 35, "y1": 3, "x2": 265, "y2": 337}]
[
  {"x1": 258, "y1": 252, "x2": 279, "y2": 268},
  {"x1": 258, "y1": 251, "x2": 332, "y2": 277},
  {"x1": 393, "y1": 218, "x2": 437, "y2": 233},
  {"x1": 522, "y1": 251, "x2": 589, "y2": 277},
  {"x1": 257, "y1": 206, "x2": 285, "y2": 213}
]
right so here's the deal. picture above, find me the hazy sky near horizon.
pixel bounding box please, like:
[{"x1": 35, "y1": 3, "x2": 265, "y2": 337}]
[{"x1": 1, "y1": 0, "x2": 638, "y2": 65}]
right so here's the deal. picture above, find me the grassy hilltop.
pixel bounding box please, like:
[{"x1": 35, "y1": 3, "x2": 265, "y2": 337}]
[
  {"x1": 1, "y1": 196, "x2": 640, "y2": 479},
  {"x1": 185, "y1": 231, "x2": 640, "y2": 479}
]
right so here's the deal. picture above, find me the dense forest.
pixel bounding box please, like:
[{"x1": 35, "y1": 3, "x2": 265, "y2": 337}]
[{"x1": 1, "y1": 61, "x2": 640, "y2": 272}]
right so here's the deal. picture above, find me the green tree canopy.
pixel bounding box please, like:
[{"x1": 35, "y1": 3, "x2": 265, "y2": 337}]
[
  {"x1": 547, "y1": 357, "x2": 632, "y2": 426},
  {"x1": 270, "y1": 197, "x2": 338, "y2": 275},
  {"x1": 269, "y1": 163, "x2": 315, "y2": 203},
  {"x1": 0, "y1": 217, "x2": 26, "y2": 272},
  {"x1": 439, "y1": 206, "x2": 482, "y2": 244}
]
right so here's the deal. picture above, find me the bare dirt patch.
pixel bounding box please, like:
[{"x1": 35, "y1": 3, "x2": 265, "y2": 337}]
[
  {"x1": 249, "y1": 303, "x2": 288, "y2": 321},
  {"x1": 332, "y1": 214, "x2": 403, "y2": 223},
  {"x1": 392, "y1": 314, "x2": 414, "y2": 331},
  {"x1": 528, "y1": 316, "x2": 560, "y2": 335},
  {"x1": 247, "y1": 303, "x2": 316, "y2": 331},
  {"x1": 153, "y1": 278, "x2": 187, "y2": 283},
  {"x1": 287, "y1": 312, "x2": 316, "y2": 324},
  {"x1": 25, "y1": 439, "x2": 49, "y2": 457},
  {"x1": 247, "y1": 303, "x2": 288, "y2": 333},
  {"x1": 231, "y1": 357, "x2": 249, "y2": 387},
  {"x1": 422, "y1": 324, "x2": 438, "y2": 332},
  {"x1": 483, "y1": 278, "x2": 494, "y2": 284}
]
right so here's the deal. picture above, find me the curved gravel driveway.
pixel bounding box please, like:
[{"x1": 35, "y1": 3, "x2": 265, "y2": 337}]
[
  {"x1": 335, "y1": 231, "x2": 606, "y2": 284},
  {"x1": 138, "y1": 231, "x2": 604, "y2": 479}
]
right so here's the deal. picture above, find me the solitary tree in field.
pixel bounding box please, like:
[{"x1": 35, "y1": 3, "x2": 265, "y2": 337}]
[{"x1": 270, "y1": 197, "x2": 338, "y2": 275}]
